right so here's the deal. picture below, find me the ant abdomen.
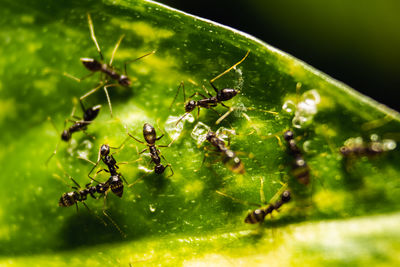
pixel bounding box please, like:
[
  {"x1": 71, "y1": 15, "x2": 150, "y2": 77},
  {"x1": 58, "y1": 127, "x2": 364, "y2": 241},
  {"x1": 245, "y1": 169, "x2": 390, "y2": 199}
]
[
  {"x1": 108, "y1": 175, "x2": 124, "y2": 197},
  {"x1": 80, "y1": 58, "x2": 103, "y2": 71},
  {"x1": 59, "y1": 191, "x2": 79, "y2": 207},
  {"x1": 83, "y1": 105, "x2": 102, "y2": 122},
  {"x1": 223, "y1": 150, "x2": 245, "y2": 174},
  {"x1": 143, "y1": 123, "x2": 157, "y2": 144},
  {"x1": 244, "y1": 208, "x2": 268, "y2": 224},
  {"x1": 217, "y1": 88, "x2": 238, "y2": 101}
]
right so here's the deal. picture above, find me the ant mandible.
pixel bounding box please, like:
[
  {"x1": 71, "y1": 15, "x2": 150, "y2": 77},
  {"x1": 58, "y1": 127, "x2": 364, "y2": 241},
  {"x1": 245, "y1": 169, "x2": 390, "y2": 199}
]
[
  {"x1": 126, "y1": 123, "x2": 174, "y2": 176},
  {"x1": 65, "y1": 13, "x2": 155, "y2": 116},
  {"x1": 171, "y1": 50, "x2": 250, "y2": 124}
]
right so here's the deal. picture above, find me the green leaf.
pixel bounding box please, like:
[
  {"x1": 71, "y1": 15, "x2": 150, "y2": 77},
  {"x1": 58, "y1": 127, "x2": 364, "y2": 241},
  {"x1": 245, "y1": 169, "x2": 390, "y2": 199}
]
[{"x1": 1, "y1": 0, "x2": 400, "y2": 265}]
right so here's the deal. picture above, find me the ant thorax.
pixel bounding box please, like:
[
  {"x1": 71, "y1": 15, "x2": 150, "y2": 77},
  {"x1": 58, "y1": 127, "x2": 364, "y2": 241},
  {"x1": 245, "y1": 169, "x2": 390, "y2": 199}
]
[{"x1": 185, "y1": 100, "x2": 196, "y2": 112}]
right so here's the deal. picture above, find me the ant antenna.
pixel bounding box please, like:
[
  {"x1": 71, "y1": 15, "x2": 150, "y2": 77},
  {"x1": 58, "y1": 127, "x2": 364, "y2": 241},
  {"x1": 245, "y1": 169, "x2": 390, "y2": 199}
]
[
  {"x1": 124, "y1": 50, "x2": 156, "y2": 76},
  {"x1": 87, "y1": 13, "x2": 104, "y2": 60},
  {"x1": 109, "y1": 34, "x2": 125, "y2": 66},
  {"x1": 210, "y1": 50, "x2": 250, "y2": 84}
]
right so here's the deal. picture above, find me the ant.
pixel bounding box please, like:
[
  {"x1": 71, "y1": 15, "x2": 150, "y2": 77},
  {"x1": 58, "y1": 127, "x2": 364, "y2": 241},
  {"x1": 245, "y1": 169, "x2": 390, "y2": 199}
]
[
  {"x1": 55, "y1": 164, "x2": 125, "y2": 236},
  {"x1": 205, "y1": 130, "x2": 245, "y2": 174},
  {"x1": 65, "y1": 13, "x2": 155, "y2": 116},
  {"x1": 80, "y1": 143, "x2": 131, "y2": 196},
  {"x1": 171, "y1": 50, "x2": 250, "y2": 124},
  {"x1": 191, "y1": 122, "x2": 244, "y2": 174},
  {"x1": 283, "y1": 130, "x2": 310, "y2": 185},
  {"x1": 127, "y1": 123, "x2": 174, "y2": 176},
  {"x1": 217, "y1": 179, "x2": 291, "y2": 224},
  {"x1": 46, "y1": 99, "x2": 101, "y2": 164}
]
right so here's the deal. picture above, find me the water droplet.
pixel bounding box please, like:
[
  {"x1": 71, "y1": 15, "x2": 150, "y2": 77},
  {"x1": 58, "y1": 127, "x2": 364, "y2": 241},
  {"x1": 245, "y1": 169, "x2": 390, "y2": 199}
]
[
  {"x1": 165, "y1": 115, "x2": 184, "y2": 140},
  {"x1": 191, "y1": 122, "x2": 211, "y2": 145},
  {"x1": 370, "y1": 134, "x2": 379, "y2": 142},
  {"x1": 149, "y1": 204, "x2": 156, "y2": 212},
  {"x1": 297, "y1": 101, "x2": 317, "y2": 116},
  {"x1": 282, "y1": 100, "x2": 296, "y2": 113},
  {"x1": 383, "y1": 139, "x2": 397, "y2": 151},
  {"x1": 302, "y1": 89, "x2": 321, "y2": 104}
]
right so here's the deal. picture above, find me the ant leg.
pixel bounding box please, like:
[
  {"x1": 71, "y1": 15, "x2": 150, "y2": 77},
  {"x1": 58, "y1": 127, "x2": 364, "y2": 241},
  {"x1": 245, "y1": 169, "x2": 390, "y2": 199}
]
[
  {"x1": 80, "y1": 83, "x2": 105, "y2": 103},
  {"x1": 102, "y1": 84, "x2": 120, "y2": 118},
  {"x1": 119, "y1": 173, "x2": 130, "y2": 185},
  {"x1": 216, "y1": 107, "x2": 234, "y2": 125},
  {"x1": 209, "y1": 50, "x2": 250, "y2": 84},
  {"x1": 46, "y1": 116, "x2": 62, "y2": 165},
  {"x1": 82, "y1": 202, "x2": 108, "y2": 226},
  {"x1": 126, "y1": 130, "x2": 145, "y2": 145},
  {"x1": 124, "y1": 50, "x2": 156, "y2": 76},
  {"x1": 175, "y1": 112, "x2": 189, "y2": 126},
  {"x1": 215, "y1": 190, "x2": 261, "y2": 207},
  {"x1": 138, "y1": 148, "x2": 148, "y2": 155},
  {"x1": 101, "y1": 194, "x2": 126, "y2": 238},
  {"x1": 259, "y1": 177, "x2": 266, "y2": 205},
  {"x1": 63, "y1": 71, "x2": 95, "y2": 83},
  {"x1": 169, "y1": 81, "x2": 184, "y2": 110},
  {"x1": 165, "y1": 164, "x2": 174, "y2": 177},
  {"x1": 109, "y1": 34, "x2": 125, "y2": 66},
  {"x1": 109, "y1": 136, "x2": 131, "y2": 151},
  {"x1": 201, "y1": 85, "x2": 213, "y2": 98},
  {"x1": 87, "y1": 13, "x2": 104, "y2": 60}
]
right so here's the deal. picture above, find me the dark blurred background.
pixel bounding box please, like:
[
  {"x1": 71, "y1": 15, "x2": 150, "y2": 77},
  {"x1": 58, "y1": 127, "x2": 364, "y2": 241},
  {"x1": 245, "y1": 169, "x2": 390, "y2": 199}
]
[{"x1": 157, "y1": 0, "x2": 400, "y2": 111}]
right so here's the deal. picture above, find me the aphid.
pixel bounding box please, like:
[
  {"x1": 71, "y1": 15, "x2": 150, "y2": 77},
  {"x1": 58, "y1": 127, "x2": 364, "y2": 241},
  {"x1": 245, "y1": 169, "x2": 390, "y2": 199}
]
[
  {"x1": 127, "y1": 123, "x2": 174, "y2": 176},
  {"x1": 65, "y1": 13, "x2": 155, "y2": 116},
  {"x1": 55, "y1": 166, "x2": 125, "y2": 237},
  {"x1": 283, "y1": 130, "x2": 310, "y2": 185},
  {"x1": 205, "y1": 130, "x2": 245, "y2": 174},
  {"x1": 171, "y1": 51, "x2": 250, "y2": 124},
  {"x1": 46, "y1": 99, "x2": 101, "y2": 164},
  {"x1": 217, "y1": 180, "x2": 291, "y2": 224}
]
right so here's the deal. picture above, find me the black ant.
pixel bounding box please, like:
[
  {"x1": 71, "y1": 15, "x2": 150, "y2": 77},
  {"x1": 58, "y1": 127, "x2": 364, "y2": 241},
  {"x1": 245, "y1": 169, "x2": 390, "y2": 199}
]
[
  {"x1": 80, "y1": 143, "x2": 131, "y2": 195},
  {"x1": 65, "y1": 13, "x2": 155, "y2": 116},
  {"x1": 244, "y1": 190, "x2": 291, "y2": 224},
  {"x1": 126, "y1": 123, "x2": 174, "y2": 176},
  {"x1": 339, "y1": 135, "x2": 397, "y2": 158},
  {"x1": 47, "y1": 99, "x2": 101, "y2": 164},
  {"x1": 55, "y1": 165, "x2": 125, "y2": 236},
  {"x1": 283, "y1": 130, "x2": 310, "y2": 185},
  {"x1": 205, "y1": 130, "x2": 245, "y2": 174},
  {"x1": 217, "y1": 180, "x2": 291, "y2": 224},
  {"x1": 171, "y1": 51, "x2": 250, "y2": 124}
]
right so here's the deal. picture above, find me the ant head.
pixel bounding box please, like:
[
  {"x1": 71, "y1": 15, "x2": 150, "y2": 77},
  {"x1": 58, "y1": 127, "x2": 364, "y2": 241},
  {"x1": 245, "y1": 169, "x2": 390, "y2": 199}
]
[
  {"x1": 218, "y1": 88, "x2": 239, "y2": 101},
  {"x1": 119, "y1": 75, "x2": 131, "y2": 87},
  {"x1": 154, "y1": 164, "x2": 166, "y2": 174},
  {"x1": 185, "y1": 100, "x2": 196, "y2": 113},
  {"x1": 80, "y1": 58, "x2": 102, "y2": 71},
  {"x1": 281, "y1": 190, "x2": 291, "y2": 203},
  {"x1": 206, "y1": 131, "x2": 216, "y2": 141},
  {"x1": 283, "y1": 130, "x2": 294, "y2": 141},
  {"x1": 100, "y1": 144, "x2": 110, "y2": 156},
  {"x1": 109, "y1": 175, "x2": 123, "y2": 197},
  {"x1": 83, "y1": 105, "x2": 101, "y2": 121},
  {"x1": 143, "y1": 123, "x2": 157, "y2": 144},
  {"x1": 61, "y1": 130, "x2": 71, "y2": 141}
]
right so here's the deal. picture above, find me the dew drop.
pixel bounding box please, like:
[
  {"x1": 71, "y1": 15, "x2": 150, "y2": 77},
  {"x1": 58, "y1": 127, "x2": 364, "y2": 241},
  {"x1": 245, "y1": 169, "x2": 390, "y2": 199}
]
[
  {"x1": 383, "y1": 139, "x2": 397, "y2": 151},
  {"x1": 149, "y1": 204, "x2": 156, "y2": 212},
  {"x1": 282, "y1": 100, "x2": 296, "y2": 113}
]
